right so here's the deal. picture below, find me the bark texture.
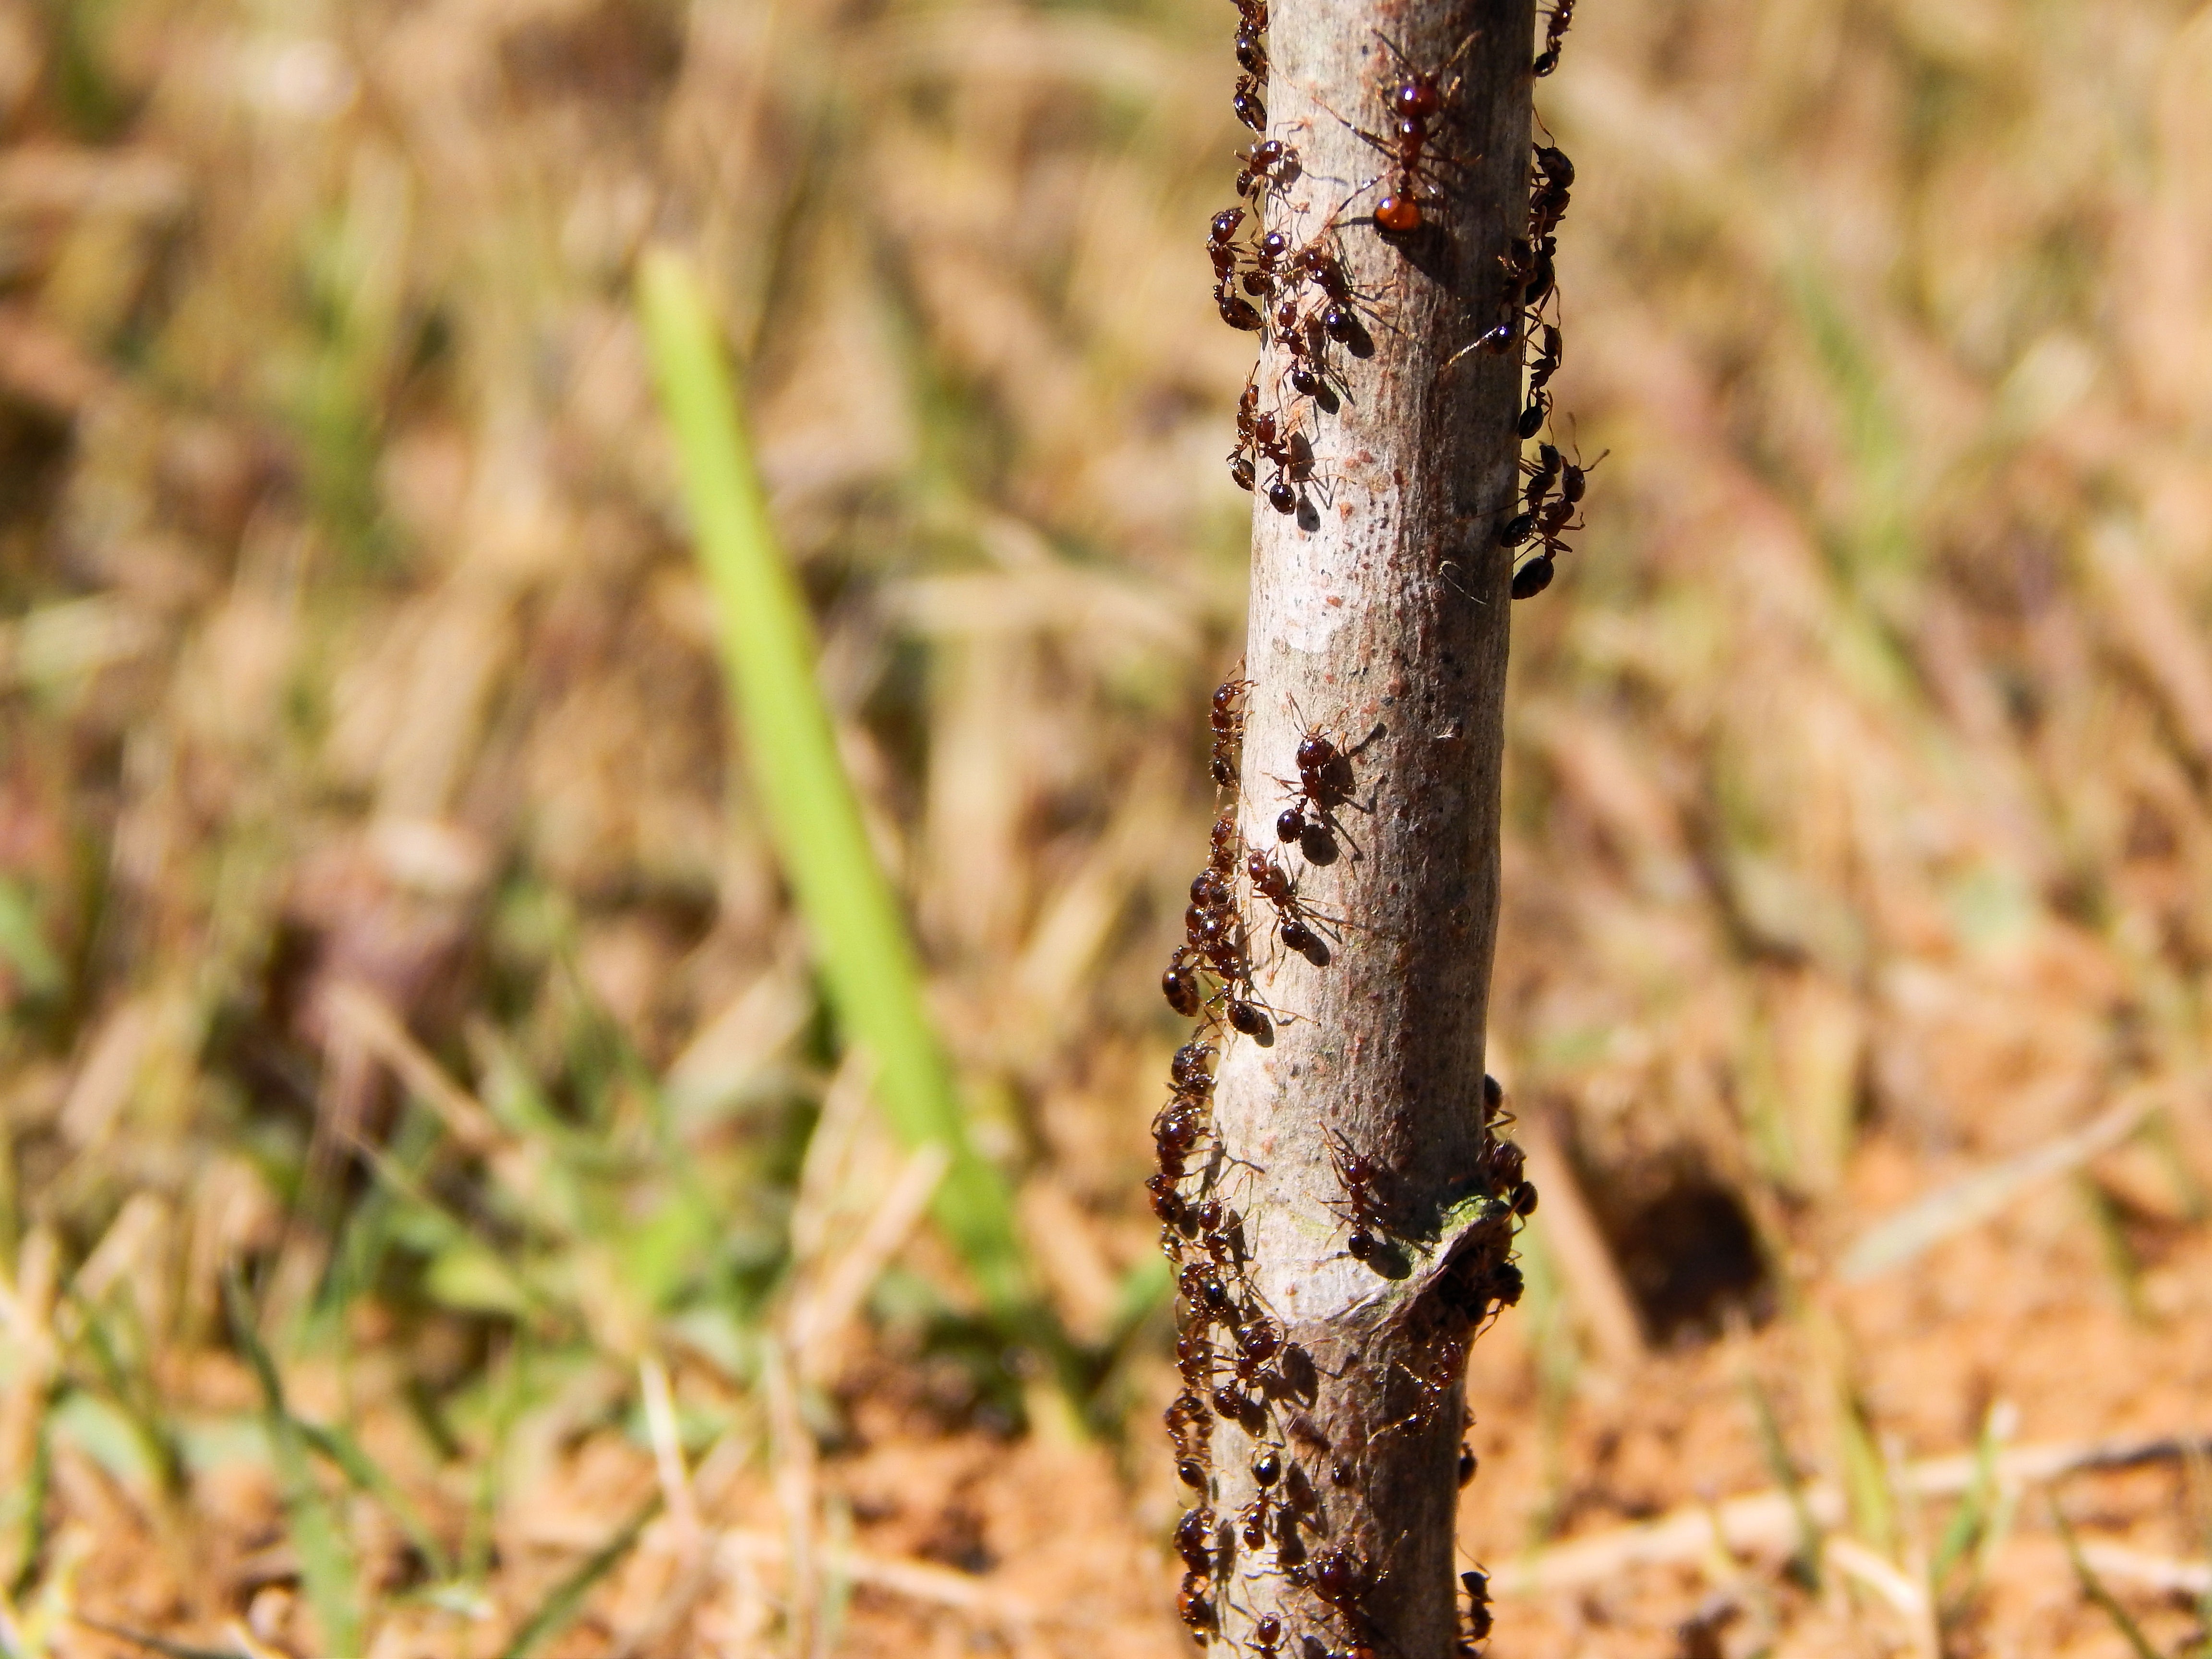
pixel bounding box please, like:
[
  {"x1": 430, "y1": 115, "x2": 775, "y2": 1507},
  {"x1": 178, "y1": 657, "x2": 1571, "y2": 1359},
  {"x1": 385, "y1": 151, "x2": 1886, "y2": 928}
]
[{"x1": 1201, "y1": 0, "x2": 1534, "y2": 1654}]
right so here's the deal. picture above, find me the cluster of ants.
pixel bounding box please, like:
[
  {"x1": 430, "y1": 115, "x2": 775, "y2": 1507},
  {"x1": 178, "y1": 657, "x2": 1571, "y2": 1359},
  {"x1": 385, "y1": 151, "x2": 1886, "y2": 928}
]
[
  {"x1": 1205, "y1": 0, "x2": 1374, "y2": 518},
  {"x1": 1496, "y1": 3, "x2": 1601, "y2": 600},
  {"x1": 1152, "y1": 667, "x2": 1535, "y2": 1655}
]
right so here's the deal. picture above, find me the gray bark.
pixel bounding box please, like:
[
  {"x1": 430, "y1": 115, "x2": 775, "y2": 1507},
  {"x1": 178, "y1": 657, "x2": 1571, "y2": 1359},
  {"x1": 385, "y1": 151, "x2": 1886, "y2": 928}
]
[{"x1": 1188, "y1": 0, "x2": 1535, "y2": 1654}]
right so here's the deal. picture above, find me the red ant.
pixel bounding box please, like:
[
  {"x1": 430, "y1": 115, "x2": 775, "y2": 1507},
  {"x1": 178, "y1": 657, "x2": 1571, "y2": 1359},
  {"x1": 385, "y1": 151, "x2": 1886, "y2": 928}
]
[
  {"x1": 1360, "y1": 33, "x2": 1475, "y2": 234},
  {"x1": 1235, "y1": 20, "x2": 1265, "y2": 76},
  {"x1": 1154, "y1": 1098, "x2": 1206, "y2": 1180},
  {"x1": 1532, "y1": 0, "x2": 1575, "y2": 75},
  {"x1": 1177, "y1": 1571, "x2": 1217, "y2": 1634},
  {"x1": 1164, "y1": 953, "x2": 1204, "y2": 1017},
  {"x1": 1499, "y1": 235, "x2": 1557, "y2": 317},
  {"x1": 1231, "y1": 1308, "x2": 1284, "y2": 1381},
  {"x1": 1525, "y1": 325, "x2": 1563, "y2": 409},
  {"x1": 1231, "y1": 384, "x2": 1306, "y2": 513},
  {"x1": 1146, "y1": 1171, "x2": 1186, "y2": 1226},
  {"x1": 1232, "y1": 73, "x2": 1266, "y2": 133},
  {"x1": 1208, "y1": 670, "x2": 1249, "y2": 789},
  {"x1": 1521, "y1": 438, "x2": 1562, "y2": 511},
  {"x1": 1461, "y1": 1566, "x2": 1494, "y2": 1641},
  {"x1": 1248, "y1": 1612, "x2": 1284, "y2": 1659},
  {"x1": 1559, "y1": 439, "x2": 1604, "y2": 506},
  {"x1": 1308, "y1": 1543, "x2": 1379, "y2": 1623},
  {"x1": 1326, "y1": 1129, "x2": 1388, "y2": 1262},
  {"x1": 1245, "y1": 845, "x2": 1337, "y2": 961},
  {"x1": 1195, "y1": 1196, "x2": 1247, "y2": 1269},
  {"x1": 1272, "y1": 714, "x2": 1361, "y2": 843},
  {"x1": 1250, "y1": 407, "x2": 1309, "y2": 517},
  {"x1": 1213, "y1": 210, "x2": 1264, "y2": 333},
  {"x1": 1238, "y1": 1447, "x2": 1285, "y2": 1547},
  {"x1": 1237, "y1": 138, "x2": 1298, "y2": 201},
  {"x1": 1510, "y1": 552, "x2": 1554, "y2": 599},
  {"x1": 1171, "y1": 1037, "x2": 1218, "y2": 1094},
  {"x1": 1176, "y1": 1505, "x2": 1217, "y2": 1577},
  {"x1": 1529, "y1": 143, "x2": 1573, "y2": 238},
  {"x1": 1210, "y1": 810, "x2": 1241, "y2": 872}
]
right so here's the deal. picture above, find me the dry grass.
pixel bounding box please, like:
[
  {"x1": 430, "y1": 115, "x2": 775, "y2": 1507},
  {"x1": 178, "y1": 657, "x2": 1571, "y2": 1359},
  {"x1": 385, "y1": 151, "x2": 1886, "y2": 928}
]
[{"x1": 0, "y1": 0, "x2": 2210, "y2": 1655}]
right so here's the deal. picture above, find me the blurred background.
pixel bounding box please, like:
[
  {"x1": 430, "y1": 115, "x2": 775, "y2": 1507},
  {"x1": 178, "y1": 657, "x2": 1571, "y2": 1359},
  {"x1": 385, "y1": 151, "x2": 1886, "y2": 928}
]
[{"x1": 2, "y1": 0, "x2": 2211, "y2": 1654}]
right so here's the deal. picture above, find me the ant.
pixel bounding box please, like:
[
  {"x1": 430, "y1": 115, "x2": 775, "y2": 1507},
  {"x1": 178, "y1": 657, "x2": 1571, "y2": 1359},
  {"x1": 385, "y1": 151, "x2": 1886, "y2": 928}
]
[
  {"x1": 1146, "y1": 1169, "x2": 1184, "y2": 1222},
  {"x1": 1172, "y1": 1036, "x2": 1218, "y2": 1094},
  {"x1": 1164, "y1": 953, "x2": 1205, "y2": 1017},
  {"x1": 1249, "y1": 407, "x2": 1309, "y2": 517},
  {"x1": 1245, "y1": 845, "x2": 1337, "y2": 961},
  {"x1": 1532, "y1": 0, "x2": 1575, "y2": 75},
  {"x1": 1248, "y1": 1612, "x2": 1284, "y2": 1659},
  {"x1": 1179, "y1": 1260, "x2": 1236, "y2": 1324},
  {"x1": 1529, "y1": 144, "x2": 1572, "y2": 239},
  {"x1": 1327, "y1": 1129, "x2": 1389, "y2": 1262},
  {"x1": 1307, "y1": 1543, "x2": 1378, "y2": 1623},
  {"x1": 1178, "y1": 1571, "x2": 1217, "y2": 1635},
  {"x1": 1196, "y1": 1197, "x2": 1247, "y2": 1269},
  {"x1": 1155, "y1": 1099, "x2": 1205, "y2": 1181},
  {"x1": 1273, "y1": 716, "x2": 1361, "y2": 843},
  {"x1": 1238, "y1": 1447, "x2": 1285, "y2": 1548},
  {"x1": 1362, "y1": 33, "x2": 1475, "y2": 234},
  {"x1": 1279, "y1": 307, "x2": 1335, "y2": 401},
  {"x1": 1233, "y1": 73, "x2": 1266, "y2": 133},
  {"x1": 1459, "y1": 1441, "x2": 1478, "y2": 1487},
  {"x1": 1225, "y1": 996, "x2": 1273, "y2": 1039},
  {"x1": 1499, "y1": 235, "x2": 1557, "y2": 317},
  {"x1": 1176, "y1": 1326, "x2": 1216, "y2": 1391},
  {"x1": 1520, "y1": 438, "x2": 1562, "y2": 512},
  {"x1": 1559, "y1": 439, "x2": 1604, "y2": 507},
  {"x1": 1210, "y1": 810, "x2": 1241, "y2": 872},
  {"x1": 1476, "y1": 1132, "x2": 1525, "y2": 1199},
  {"x1": 1244, "y1": 229, "x2": 1292, "y2": 300},
  {"x1": 1461, "y1": 1566, "x2": 1493, "y2": 1641},
  {"x1": 1509, "y1": 551, "x2": 1554, "y2": 600},
  {"x1": 1166, "y1": 1388, "x2": 1213, "y2": 1455},
  {"x1": 1237, "y1": 138, "x2": 1298, "y2": 201},
  {"x1": 1176, "y1": 1505, "x2": 1217, "y2": 1577},
  {"x1": 1525, "y1": 325, "x2": 1563, "y2": 411},
  {"x1": 1213, "y1": 210, "x2": 1265, "y2": 333},
  {"x1": 1235, "y1": 19, "x2": 1265, "y2": 76},
  {"x1": 1231, "y1": 1308, "x2": 1284, "y2": 1381}
]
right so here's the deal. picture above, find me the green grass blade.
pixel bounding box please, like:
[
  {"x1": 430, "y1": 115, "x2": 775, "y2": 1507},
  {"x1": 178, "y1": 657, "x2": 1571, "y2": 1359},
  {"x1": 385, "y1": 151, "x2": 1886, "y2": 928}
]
[
  {"x1": 635, "y1": 249, "x2": 1044, "y2": 1343},
  {"x1": 298, "y1": 1417, "x2": 455, "y2": 1582},
  {"x1": 493, "y1": 1493, "x2": 660, "y2": 1659},
  {"x1": 1743, "y1": 1373, "x2": 1822, "y2": 1591},
  {"x1": 1931, "y1": 1400, "x2": 2008, "y2": 1600},
  {"x1": 2051, "y1": 1497, "x2": 2165, "y2": 1659},
  {"x1": 224, "y1": 1274, "x2": 362, "y2": 1659},
  {"x1": 65, "y1": 1616, "x2": 236, "y2": 1659}
]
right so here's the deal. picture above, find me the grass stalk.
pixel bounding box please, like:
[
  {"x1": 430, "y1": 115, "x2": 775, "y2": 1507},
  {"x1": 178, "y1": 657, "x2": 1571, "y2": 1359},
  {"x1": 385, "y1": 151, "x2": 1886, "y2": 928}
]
[
  {"x1": 224, "y1": 1274, "x2": 362, "y2": 1659},
  {"x1": 2052, "y1": 1497, "x2": 2164, "y2": 1659},
  {"x1": 493, "y1": 1493, "x2": 661, "y2": 1659},
  {"x1": 634, "y1": 250, "x2": 1050, "y2": 1358}
]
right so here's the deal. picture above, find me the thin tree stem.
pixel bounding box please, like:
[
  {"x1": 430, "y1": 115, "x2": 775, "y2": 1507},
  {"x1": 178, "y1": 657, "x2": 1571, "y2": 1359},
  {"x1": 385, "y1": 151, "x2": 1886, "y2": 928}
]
[{"x1": 1189, "y1": 0, "x2": 1535, "y2": 1654}]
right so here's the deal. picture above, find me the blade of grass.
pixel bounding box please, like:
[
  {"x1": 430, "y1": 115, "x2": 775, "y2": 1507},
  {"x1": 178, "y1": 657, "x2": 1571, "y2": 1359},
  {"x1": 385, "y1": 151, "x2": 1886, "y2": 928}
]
[
  {"x1": 3, "y1": 1382, "x2": 52, "y2": 1599},
  {"x1": 1743, "y1": 1372, "x2": 1822, "y2": 1590},
  {"x1": 2052, "y1": 1496, "x2": 2166, "y2": 1659},
  {"x1": 65, "y1": 1617, "x2": 237, "y2": 1659},
  {"x1": 297, "y1": 1416, "x2": 455, "y2": 1582},
  {"x1": 1930, "y1": 1400, "x2": 2008, "y2": 1595},
  {"x1": 62, "y1": 1293, "x2": 185, "y2": 1504},
  {"x1": 494, "y1": 1491, "x2": 661, "y2": 1659},
  {"x1": 223, "y1": 1273, "x2": 361, "y2": 1659},
  {"x1": 635, "y1": 250, "x2": 1054, "y2": 1361}
]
